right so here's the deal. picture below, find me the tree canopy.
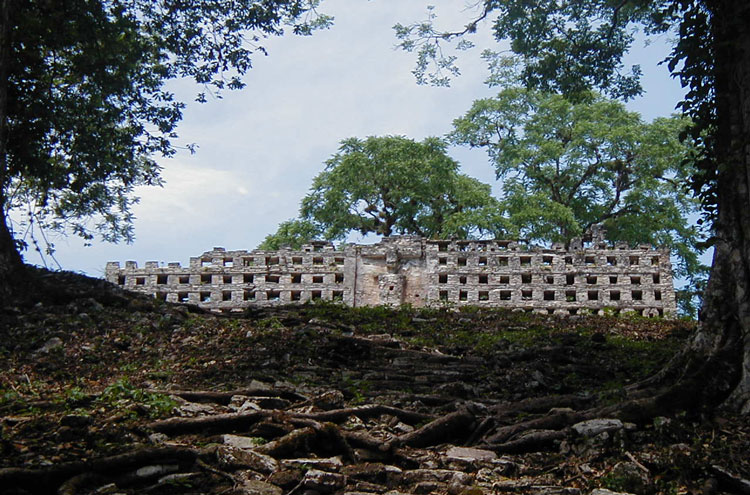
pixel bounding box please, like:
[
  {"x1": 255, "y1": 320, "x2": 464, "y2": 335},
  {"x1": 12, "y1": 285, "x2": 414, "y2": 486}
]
[
  {"x1": 258, "y1": 219, "x2": 322, "y2": 251},
  {"x1": 261, "y1": 136, "x2": 506, "y2": 247},
  {"x1": 450, "y1": 88, "x2": 706, "y2": 301},
  {"x1": 0, "y1": 0, "x2": 331, "y2": 286}
]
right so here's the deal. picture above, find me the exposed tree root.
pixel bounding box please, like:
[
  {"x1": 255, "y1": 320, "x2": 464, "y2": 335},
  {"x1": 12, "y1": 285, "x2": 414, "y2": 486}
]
[
  {"x1": 291, "y1": 404, "x2": 435, "y2": 425},
  {"x1": 397, "y1": 407, "x2": 476, "y2": 448},
  {"x1": 711, "y1": 465, "x2": 750, "y2": 495},
  {"x1": 488, "y1": 429, "x2": 568, "y2": 454},
  {"x1": 0, "y1": 446, "x2": 198, "y2": 494},
  {"x1": 253, "y1": 426, "x2": 318, "y2": 458},
  {"x1": 148, "y1": 411, "x2": 268, "y2": 434},
  {"x1": 155, "y1": 388, "x2": 308, "y2": 405}
]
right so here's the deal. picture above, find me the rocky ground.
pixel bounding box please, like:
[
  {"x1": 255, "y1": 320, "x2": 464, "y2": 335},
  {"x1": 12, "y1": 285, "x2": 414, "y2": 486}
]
[{"x1": 0, "y1": 269, "x2": 748, "y2": 495}]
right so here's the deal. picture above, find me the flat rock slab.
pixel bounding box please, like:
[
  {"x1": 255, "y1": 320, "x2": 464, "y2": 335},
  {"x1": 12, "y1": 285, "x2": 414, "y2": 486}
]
[
  {"x1": 572, "y1": 419, "x2": 624, "y2": 437},
  {"x1": 444, "y1": 446, "x2": 498, "y2": 463}
]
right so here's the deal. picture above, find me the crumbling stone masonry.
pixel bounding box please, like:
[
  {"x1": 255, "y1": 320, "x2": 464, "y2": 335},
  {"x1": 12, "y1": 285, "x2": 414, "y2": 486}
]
[{"x1": 106, "y1": 235, "x2": 677, "y2": 317}]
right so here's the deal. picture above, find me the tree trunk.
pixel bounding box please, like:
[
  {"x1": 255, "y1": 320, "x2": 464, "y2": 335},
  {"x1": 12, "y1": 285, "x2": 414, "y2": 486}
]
[
  {"x1": 0, "y1": 0, "x2": 22, "y2": 300},
  {"x1": 690, "y1": 0, "x2": 750, "y2": 413}
]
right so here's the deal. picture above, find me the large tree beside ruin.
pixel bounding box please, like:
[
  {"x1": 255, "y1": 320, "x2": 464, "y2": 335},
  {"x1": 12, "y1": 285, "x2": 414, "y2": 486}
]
[
  {"x1": 450, "y1": 89, "x2": 706, "y2": 312},
  {"x1": 0, "y1": 0, "x2": 330, "y2": 297},
  {"x1": 263, "y1": 135, "x2": 507, "y2": 247},
  {"x1": 398, "y1": 0, "x2": 750, "y2": 413}
]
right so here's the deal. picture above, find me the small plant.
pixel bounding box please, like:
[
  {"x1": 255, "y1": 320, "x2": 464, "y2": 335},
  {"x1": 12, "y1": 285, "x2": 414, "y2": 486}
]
[{"x1": 97, "y1": 378, "x2": 177, "y2": 418}]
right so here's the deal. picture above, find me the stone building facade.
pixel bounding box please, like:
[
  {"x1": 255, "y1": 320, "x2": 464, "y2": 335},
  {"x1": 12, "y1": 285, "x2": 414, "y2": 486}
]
[{"x1": 106, "y1": 235, "x2": 677, "y2": 317}]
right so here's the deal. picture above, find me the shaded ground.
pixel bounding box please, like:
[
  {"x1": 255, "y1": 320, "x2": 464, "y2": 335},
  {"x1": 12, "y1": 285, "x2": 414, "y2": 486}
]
[{"x1": 0, "y1": 269, "x2": 747, "y2": 495}]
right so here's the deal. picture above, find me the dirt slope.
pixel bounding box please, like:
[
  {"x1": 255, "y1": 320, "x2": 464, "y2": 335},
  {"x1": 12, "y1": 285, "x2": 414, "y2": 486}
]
[{"x1": 0, "y1": 269, "x2": 747, "y2": 495}]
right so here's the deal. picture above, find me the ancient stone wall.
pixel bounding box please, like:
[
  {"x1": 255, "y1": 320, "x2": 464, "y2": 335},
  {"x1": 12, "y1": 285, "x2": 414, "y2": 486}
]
[{"x1": 106, "y1": 236, "x2": 677, "y2": 316}]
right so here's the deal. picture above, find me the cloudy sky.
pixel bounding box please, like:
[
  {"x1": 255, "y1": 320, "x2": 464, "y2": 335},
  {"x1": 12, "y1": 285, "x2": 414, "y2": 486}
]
[{"x1": 20, "y1": 1, "x2": 685, "y2": 278}]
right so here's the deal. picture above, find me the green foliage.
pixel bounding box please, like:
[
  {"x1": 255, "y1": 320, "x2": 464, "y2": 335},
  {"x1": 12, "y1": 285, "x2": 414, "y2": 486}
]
[
  {"x1": 450, "y1": 88, "x2": 708, "y2": 312},
  {"x1": 1, "y1": 0, "x2": 331, "y2": 258},
  {"x1": 275, "y1": 135, "x2": 506, "y2": 241},
  {"x1": 97, "y1": 378, "x2": 176, "y2": 419},
  {"x1": 257, "y1": 219, "x2": 323, "y2": 250}
]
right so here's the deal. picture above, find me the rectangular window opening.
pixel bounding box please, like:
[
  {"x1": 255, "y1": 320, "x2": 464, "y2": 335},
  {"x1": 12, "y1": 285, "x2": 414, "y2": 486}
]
[
  {"x1": 544, "y1": 290, "x2": 555, "y2": 301},
  {"x1": 292, "y1": 256, "x2": 303, "y2": 265},
  {"x1": 313, "y1": 256, "x2": 324, "y2": 265},
  {"x1": 585, "y1": 256, "x2": 595, "y2": 265},
  {"x1": 566, "y1": 290, "x2": 576, "y2": 302},
  {"x1": 157, "y1": 274, "x2": 168, "y2": 285},
  {"x1": 631, "y1": 276, "x2": 641, "y2": 285},
  {"x1": 479, "y1": 291, "x2": 490, "y2": 301},
  {"x1": 335, "y1": 273, "x2": 344, "y2": 284},
  {"x1": 478, "y1": 256, "x2": 488, "y2": 266},
  {"x1": 291, "y1": 290, "x2": 301, "y2": 301},
  {"x1": 457, "y1": 257, "x2": 467, "y2": 266},
  {"x1": 266, "y1": 256, "x2": 280, "y2": 265},
  {"x1": 223, "y1": 275, "x2": 232, "y2": 284},
  {"x1": 266, "y1": 275, "x2": 280, "y2": 283},
  {"x1": 438, "y1": 274, "x2": 448, "y2": 284},
  {"x1": 117, "y1": 275, "x2": 126, "y2": 285},
  {"x1": 267, "y1": 290, "x2": 281, "y2": 301},
  {"x1": 587, "y1": 276, "x2": 597, "y2": 284},
  {"x1": 632, "y1": 290, "x2": 643, "y2": 301},
  {"x1": 610, "y1": 290, "x2": 621, "y2": 301},
  {"x1": 222, "y1": 291, "x2": 232, "y2": 302},
  {"x1": 332, "y1": 290, "x2": 344, "y2": 301},
  {"x1": 500, "y1": 290, "x2": 512, "y2": 301},
  {"x1": 200, "y1": 274, "x2": 211, "y2": 284},
  {"x1": 243, "y1": 257, "x2": 254, "y2": 267},
  {"x1": 522, "y1": 274, "x2": 532, "y2": 284},
  {"x1": 200, "y1": 292, "x2": 211, "y2": 302},
  {"x1": 334, "y1": 257, "x2": 345, "y2": 265},
  {"x1": 522, "y1": 290, "x2": 533, "y2": 300},
  {"x1": 629, "y1": 256, "x2": 640, "y2": 265},
  {"x1": 566, "y1": 274, "x2": 575, "y2": 285},
  {"x1": 178, "y1": 292, "x2": 189, "y2": 303},
  {"x1": 311, "y1": 290, "x2": 322, "y2": 300},
  {"x1": 459, "y1": 290, "x2": 468, "y2": 301},
  {"x1": 588, "y1": 290, "x2": 599, "y2": 301},
  {"x1": 542, "y1": 256, "x2": 553, "y2": 265},
  {"x1": 243, "y1": 290, "x2": 255, "y2": 301},
  {"x1": 312, "y1": 275, "x2": 324, "y2": 283},
  {"x1": 545, "y1": 275, "x2": 554, "y2": 284},
  {"x1": 651, "y1": 256, "x2": 660, "y2": 265},
  {"x1": 439, "y1": 257, "x2": 447, "y2": 265},
  {"x1": 565, "y1": 256, "x2": 573, "y2": 264},
  {"x1": 520, "y1": 256, "x2": 532, "y2": 266},
  {"x1": 201, "y1": 259, "x2": 212, "y2": 267},
  {"x1": 459, "y1": 276, "x2": 467, "y2": 285},
  {"x1": 653, "y1": 274, "x2": 661, "y2": 284},
  {"x1": 609, "y1": 276, "x2": 618, "y2": 284},
  {"x1": 179, "y1": 275, "x2": 190, "y2": 284},
  {"x1": 136, "y1": 277, "x2": 146, "y2": 286},
  {"x1": 439, "y1": 290, "x2": 449, "y2": 301},
  {"x1": 438, "y1": 242, "x2": 449, "y2": 252},
  {"x1": 606, "y1": 256, "x2": 617, "y2": 266},
  {"x1": 498, "y1": 257, "x2": 509, "y2": 266},
  {"x1": 499, "y1": 275, "x2": 510, "y2": 284},
  {"x1": 244, "y1": 274, "x2": 254, "y2": 284},
  {"x1": 223, "y1": 258, "x2": 234, "y2": 267},
  {"x1": 654, "y1": 290, "x2": 662, "y2": 301},
  {"x1": 479, "y1": 274, "x2": 488, "y2": 284}
]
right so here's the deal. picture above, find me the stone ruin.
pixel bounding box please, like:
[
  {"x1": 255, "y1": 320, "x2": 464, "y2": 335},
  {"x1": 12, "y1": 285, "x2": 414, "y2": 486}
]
[{"x1": 106, "y1": 235, "x2": 677, "y2": 317}]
